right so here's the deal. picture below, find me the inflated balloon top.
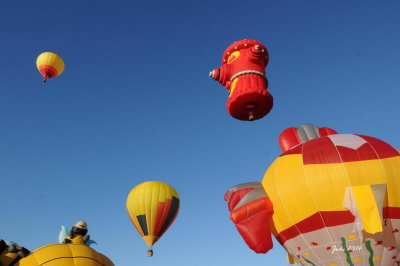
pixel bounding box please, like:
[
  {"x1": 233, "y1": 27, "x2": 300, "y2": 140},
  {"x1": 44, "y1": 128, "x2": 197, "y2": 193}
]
[
  {"x1": 278, "y1": 123, "x2": 338, "y2": 152},
  {"x1": 225, "y1": 124, "x2": 400, "y2": 265},
  {"x1": 209, "y1": 40, "x2": 272, "y2": 121},
  {"x1": 1, "y1": 236, "x2": 113, "y2": 265},
  {"x1": 126, "y1": 181, "x2": 180, "y2": 257},
  {"x1": 15, "y1": 243, "x2": 114, "y2": 265},
  {"x1": 36, "y1": 52, "x2": 64, "y2": 82}
]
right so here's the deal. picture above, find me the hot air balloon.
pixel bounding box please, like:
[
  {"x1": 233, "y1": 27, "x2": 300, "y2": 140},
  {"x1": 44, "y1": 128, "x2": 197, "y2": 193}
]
[
  {"x1": 209, "y1": 39, "x2": 272, "y2": 121},
  {"x1": 126, "y1": 181, "x2": 180, "y2": 256},
  {"x1": 225, "y1": 124, "x2": 400, "y2": 265},
  {"x1": 36, "y1": 52, "x2": 64, "y2": 82}
]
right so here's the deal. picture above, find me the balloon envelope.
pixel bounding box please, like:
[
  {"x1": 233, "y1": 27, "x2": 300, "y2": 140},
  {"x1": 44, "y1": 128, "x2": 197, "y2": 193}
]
[
  {"x1": 36, "y1": 52, "x2": 64, "y2": 81},
  {"x1": 209, "y1": 40, "x2": 272, "y2": 121},
  {"x1": 126, "y1": 181, "x2": 180, "y2": 254},
  {"x1": 263, "y1": 133, "x2": 400, "y2": 265}
]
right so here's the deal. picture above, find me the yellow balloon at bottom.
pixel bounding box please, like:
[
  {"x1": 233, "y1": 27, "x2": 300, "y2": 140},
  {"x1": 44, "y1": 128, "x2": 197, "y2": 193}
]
[
  {"x1": 126, "y1": 181, "x2": 180, "y2": 256},
  {"x1": 16, "y1": 243, "x2": 113, "y2": 265}
]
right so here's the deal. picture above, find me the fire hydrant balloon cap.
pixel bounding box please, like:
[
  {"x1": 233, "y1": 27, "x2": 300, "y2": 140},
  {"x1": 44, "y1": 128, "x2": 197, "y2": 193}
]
[{"x1": 221, "y1": 40, "x2": 268, "y2": 64}]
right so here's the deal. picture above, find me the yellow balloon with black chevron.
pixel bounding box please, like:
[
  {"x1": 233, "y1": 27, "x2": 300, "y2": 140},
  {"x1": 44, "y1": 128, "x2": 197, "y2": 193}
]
[{"x1": 126, "y1": 181, "x2": 180, "y2": 256}]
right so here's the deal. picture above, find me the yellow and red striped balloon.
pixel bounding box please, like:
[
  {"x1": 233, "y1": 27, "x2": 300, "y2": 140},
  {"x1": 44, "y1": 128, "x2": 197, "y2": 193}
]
[
  {"x1": 36, "y1": 52, "x2": 64, "y2": 82},
  {"x1": 126, "y1": 181, "x2": 180, "y2": 256},
  {"x1": 263, "y1": 133, "x2": 400, "y2": 265}
]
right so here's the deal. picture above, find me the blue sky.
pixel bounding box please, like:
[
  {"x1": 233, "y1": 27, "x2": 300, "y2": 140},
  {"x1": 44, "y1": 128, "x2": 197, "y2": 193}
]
[{"x1": 1, "y1": 1, "x2": 400, "y2": 265}]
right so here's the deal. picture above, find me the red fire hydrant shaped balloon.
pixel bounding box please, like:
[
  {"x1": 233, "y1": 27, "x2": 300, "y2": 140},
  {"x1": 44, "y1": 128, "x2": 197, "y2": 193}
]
[{"x1": 210, "y1": 40, "x2": 273, "y2": 121}]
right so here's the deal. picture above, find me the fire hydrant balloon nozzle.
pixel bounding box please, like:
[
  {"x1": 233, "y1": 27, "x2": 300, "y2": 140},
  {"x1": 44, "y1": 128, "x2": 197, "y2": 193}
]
[
  {"x1": 209, "y1": 40, "x2": 273, "y2": 121},
  {"x1": 209, "y1": 70, "x2": 216, "y2": 79},
  {"x1": 210, "y1": 64, "x2": 231, "y2": 88}
]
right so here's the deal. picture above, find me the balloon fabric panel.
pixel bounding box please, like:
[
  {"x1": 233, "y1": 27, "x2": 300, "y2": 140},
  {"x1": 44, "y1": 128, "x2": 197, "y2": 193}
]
[
  {"x1": 318, "y1": 127, "x2": 338, "y2": 137},
  {"x1": 136, "y1": 215, "x2": 148, "y2": 236},
  {"x1": 227, "y1": 187, "x2": 254, "y2": 211},
  {"x1": 279, "y1": 127, "x2": 301, "y2": 153},
  {"x1": 348, "y1": 185, "x2": 383, "y2": 234},
  {"x1": 155, "y1": 196, "x2": 179, "y2": 238}
]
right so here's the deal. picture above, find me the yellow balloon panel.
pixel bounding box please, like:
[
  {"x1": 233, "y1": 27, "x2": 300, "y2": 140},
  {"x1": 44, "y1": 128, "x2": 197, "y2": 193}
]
[{"x1": 17, "y1": 244, "x2": 113, "y2": 266}]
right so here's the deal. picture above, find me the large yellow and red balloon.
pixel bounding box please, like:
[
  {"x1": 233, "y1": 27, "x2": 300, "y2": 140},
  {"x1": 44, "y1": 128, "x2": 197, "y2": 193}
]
[
  {"x1": 36, "y1": 52, "x2": 64, "y2": 82},
  {"x1": 226, "y1": 124, "x2": 400, "y2": 265},
  {"x1": 126, "y1": 181, "x2": 180, "y2": 256}
]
